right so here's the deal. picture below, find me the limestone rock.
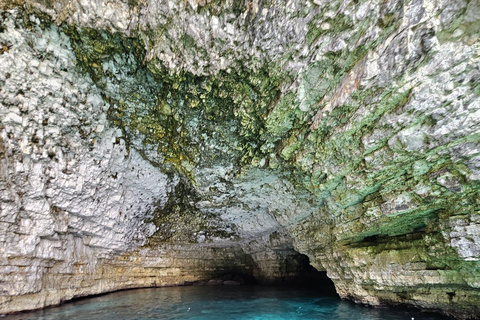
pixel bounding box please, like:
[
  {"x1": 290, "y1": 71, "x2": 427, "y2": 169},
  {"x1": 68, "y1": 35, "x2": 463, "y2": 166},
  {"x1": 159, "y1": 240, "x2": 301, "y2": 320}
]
[{"x1": 0, "y1": 0, "x2": 479, "y2": 319}]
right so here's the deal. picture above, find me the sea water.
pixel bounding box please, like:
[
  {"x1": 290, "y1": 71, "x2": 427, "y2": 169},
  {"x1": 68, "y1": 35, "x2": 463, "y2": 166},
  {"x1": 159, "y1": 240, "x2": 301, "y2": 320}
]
[{"x1": 2, "y1": 285, "x2": 454, "y2": 320}]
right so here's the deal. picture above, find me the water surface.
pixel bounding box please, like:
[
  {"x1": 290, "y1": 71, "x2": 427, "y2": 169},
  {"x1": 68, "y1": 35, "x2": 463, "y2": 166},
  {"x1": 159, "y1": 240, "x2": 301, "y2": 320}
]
[{"x1": 3, "y1": 285, "x2": 454, "y2": 320}]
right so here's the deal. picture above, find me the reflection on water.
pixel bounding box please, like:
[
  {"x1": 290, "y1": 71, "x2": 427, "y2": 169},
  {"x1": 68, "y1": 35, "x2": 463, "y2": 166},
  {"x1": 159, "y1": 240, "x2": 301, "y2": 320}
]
[{"x1": 3, "y1": 285, "x2": 454, "y2": 320}]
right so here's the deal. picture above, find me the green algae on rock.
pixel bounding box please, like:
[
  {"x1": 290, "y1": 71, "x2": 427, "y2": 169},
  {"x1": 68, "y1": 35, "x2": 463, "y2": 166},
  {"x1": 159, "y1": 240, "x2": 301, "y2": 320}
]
[{"x1": 1, "y1": 0, "x2": 480, "y2": 319}]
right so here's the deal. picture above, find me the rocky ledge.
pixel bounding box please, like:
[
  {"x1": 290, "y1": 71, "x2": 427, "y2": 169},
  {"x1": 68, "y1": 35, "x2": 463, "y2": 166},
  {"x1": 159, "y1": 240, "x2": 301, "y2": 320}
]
[{"x1": 0, "y1": 0, "x2": 479, "y2": 319}]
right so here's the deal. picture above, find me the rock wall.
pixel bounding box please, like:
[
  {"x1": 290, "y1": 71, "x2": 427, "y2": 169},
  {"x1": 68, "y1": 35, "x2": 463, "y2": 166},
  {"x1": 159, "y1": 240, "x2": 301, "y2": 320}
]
[{"x1": 0, "y1": 0, "x2": 479, "y2": 319}]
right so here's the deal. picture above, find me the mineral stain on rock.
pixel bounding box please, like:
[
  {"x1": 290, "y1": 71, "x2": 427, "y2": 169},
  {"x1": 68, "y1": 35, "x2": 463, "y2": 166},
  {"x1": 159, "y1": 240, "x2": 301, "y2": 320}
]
[{"x1": 0, "y1": 0, "x2": 479, "y2": 319}]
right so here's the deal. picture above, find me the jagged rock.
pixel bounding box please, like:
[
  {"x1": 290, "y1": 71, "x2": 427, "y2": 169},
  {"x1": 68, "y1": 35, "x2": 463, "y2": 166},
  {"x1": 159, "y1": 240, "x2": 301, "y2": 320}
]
[{"x1": 0, "y1": 0, "x2": 479, "y2": 319}]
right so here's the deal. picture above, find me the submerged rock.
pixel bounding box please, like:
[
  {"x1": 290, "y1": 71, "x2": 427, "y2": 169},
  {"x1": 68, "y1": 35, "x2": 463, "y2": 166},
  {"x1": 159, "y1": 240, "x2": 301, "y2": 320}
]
[{"x1": 0, "y1": 0, "x2": 479, "y2": 319}]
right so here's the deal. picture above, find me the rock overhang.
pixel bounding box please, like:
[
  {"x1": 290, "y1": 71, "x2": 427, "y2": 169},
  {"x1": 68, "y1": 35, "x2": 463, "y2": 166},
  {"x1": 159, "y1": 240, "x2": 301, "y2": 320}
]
[{"x1": 1, "y1": 0, "x2": 480, "y2": 318}]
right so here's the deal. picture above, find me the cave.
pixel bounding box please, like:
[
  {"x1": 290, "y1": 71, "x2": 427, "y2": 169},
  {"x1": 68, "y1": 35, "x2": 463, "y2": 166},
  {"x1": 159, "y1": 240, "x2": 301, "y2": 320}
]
[{"x1": 1, "y1": 0, "x2": 480, "y2": 319}]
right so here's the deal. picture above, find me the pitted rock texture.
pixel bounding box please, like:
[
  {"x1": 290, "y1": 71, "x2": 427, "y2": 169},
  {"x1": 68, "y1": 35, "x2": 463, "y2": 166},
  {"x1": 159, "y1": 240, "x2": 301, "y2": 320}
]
[
  {"x1": 0, "y1": 8, "x2": 314, "y2": 314},
  {"x1": 1, "y1": 0, "x2": 480, "y2": 319}
]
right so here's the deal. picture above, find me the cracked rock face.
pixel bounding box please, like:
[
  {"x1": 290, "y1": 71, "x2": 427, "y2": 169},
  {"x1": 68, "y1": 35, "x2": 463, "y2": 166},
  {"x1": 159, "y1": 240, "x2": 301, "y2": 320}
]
[{"x1": 1, "y1": 0, "x2": 480, "y2": 319}]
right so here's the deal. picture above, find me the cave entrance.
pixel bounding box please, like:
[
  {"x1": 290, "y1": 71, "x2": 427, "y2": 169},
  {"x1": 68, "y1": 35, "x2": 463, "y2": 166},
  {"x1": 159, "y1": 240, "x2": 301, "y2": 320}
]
[{"x1": 295, "y1": 253, "x2": 338, "y2": 296}]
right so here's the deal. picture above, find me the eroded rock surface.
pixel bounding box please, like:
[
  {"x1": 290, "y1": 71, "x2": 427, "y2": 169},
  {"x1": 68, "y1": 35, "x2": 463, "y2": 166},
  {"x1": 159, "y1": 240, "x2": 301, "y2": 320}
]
[{"x1": 0, "y1": 0, "x2": 479, "y2": 318}]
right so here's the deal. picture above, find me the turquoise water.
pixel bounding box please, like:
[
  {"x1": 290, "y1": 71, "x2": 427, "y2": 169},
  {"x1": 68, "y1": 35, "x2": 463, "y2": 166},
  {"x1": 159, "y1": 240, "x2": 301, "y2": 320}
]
[{"x1": 3, "y1": 286, "x2": 453, "y2": 320}]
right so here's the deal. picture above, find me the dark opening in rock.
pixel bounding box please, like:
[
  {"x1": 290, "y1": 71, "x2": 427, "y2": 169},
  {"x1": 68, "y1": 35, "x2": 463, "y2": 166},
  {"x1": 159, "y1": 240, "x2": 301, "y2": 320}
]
[{"x1": 295, "y1": 254, "x2": 338, "y2": 295}]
